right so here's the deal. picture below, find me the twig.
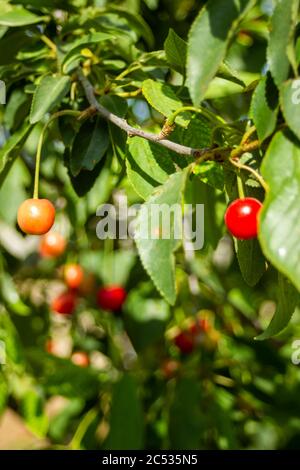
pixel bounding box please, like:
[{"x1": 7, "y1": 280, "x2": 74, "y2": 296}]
[{"x1": 77, "y1": 68, "x2": 209, "y2": 157}]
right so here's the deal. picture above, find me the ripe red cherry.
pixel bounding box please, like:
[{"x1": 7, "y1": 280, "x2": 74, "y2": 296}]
[
  {"x1": 174, "y1": 331, "x2": 194, "y2": 354},
  {"x1": 224, "y1": 197, "x2": 262, "y2": 240},
  {"x1": 51, "y1": 291, "x2": 77, "y2": 315},
  {"x1": 64, "y1": 264, "x2": 84, "y2": 289},
  {"x1": 39, "y1": 232, "x2": 66, "y2": 258},
  {"x1": 71, "y1": 351, "x2": 90, "y2": 367},
  {"x1": 97, "y1": 285, "x2": 127, "y2": 311},
  {"x1": 17, "y1": 198, "x2": 55, "y2": 235}
]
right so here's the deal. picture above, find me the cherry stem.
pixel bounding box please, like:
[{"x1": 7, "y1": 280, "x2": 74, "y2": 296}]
[
  {"x1": 166, "y1": 106, "x2": 224, "y2": 127},
  {"x1": 229, "y1": 157, "x2": 268, "y2": 193},
  {"x1": 237, "y1": 171, "x2": 245, "y2": 199},
  {"x1": 33, "y1": 109, "x2": 82, "y2": 199}
]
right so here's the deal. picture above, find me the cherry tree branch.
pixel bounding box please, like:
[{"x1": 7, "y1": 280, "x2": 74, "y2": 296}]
[{"x1": 77, "y1": 69, "x2": 208, "y2": 157}]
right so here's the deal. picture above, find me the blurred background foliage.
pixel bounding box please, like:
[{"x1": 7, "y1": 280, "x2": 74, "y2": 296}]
[{"x1": 1, "y1": 0, "x2": 300, "y2": 451}]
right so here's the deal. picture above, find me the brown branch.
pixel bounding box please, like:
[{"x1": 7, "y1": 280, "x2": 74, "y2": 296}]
[
  {"x1": 77, "y1": 69, "x2": 263, "y2": 163},
  {"x1": 77, "y1": 69, "x2": 209, "y2": 158}
]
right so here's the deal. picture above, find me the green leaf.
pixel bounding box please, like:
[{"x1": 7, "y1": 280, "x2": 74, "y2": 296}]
[
  {"x1": 280, "y1": 79, "x2": 300, "y2": 140},
  {"x1": 21, "y1": 389, "x2": 48, "y2": 437},
  {"x1": 64, "y1": 148, "x2": 107, "y2": 198},
  {"x1": 256, "y1": 274, "x2": 300, "y2": 340},
  {"x1": 216, "y1": 62, "x2": 245, "y2": 87},
  {"x1": 0, "y1": 7, "x2": 47, "y2": 26},
  {"x1": 62, "y1": 32, "x2": 113, "y2": 73},
  {"x1": 70, "y1": 118, "x2": 109, "y2": 176},
  {"x1": 124, "y1": 283, "x2": 170, "y2": 351},
  {"x1": 193, "y1": 161, "x2": 224, "y2": 191},
  {"x1": 181, "y1": 114, "x2": 212, "y2": 149},
  {"x1": 4, "y1": 89, "x2": 31, "y2": 132},
  {"x1": 235, "y1": 238, "x2": 266, "y2": 287},
  {"x1": 250, "y1": 73, "x2": 278, "y2": 141},
  {"x1": 99, "y1": 95, "x2": 128, "y2": 118},
  {"x1": 105, "y1": 374, "x2": 144, "y2": 450},
  {"x1": 267, "y1": 0, "x2": 299, "y2": 86},
  {"x1": 164, "y1": 28, "x2": 187, "y2": 73},
  {"x1": 135, "y1": 170, "x2": 189, "y2": 305},
  {"x1": 126, "y1": 137, "x2": 175, "y2": 200},
  {"x1": 187, "y1": 0, "x2": 252, "y2": 105},
  {"x1": 259, "y1": 131, "x2": 300, "y2": 292},
  {"x1": 0, "y1": 122, "x2": 32, "y2": 188},
  {"x1": 30, "y1": 75, "x2": 71, "y2": 124},
  {"x1": 142, "y1": 79, "x2": 189, "y2": 127},
  {"x1": 169, "y1": 378, "x2": 205, "y2": 449}
]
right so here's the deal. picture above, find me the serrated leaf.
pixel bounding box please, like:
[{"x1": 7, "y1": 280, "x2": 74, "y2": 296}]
[
  {"x1": 70, "y1": 118, "x2": 109, "y2": 176},
  {"x1": 259, "y1": 131, "x2": 300, "y2": 292},
  {"x1": 62, "y1": 32, "x2": 113, "y2": 73},
  {"x1": 135, "y1": 170, "x2": 188, "y2": 305},
  {"x1": 250, "y1": 73, "x2": 278, "y2": 141},
  {"x1": 0, "y1": 7, "x2": 47, "y2": 26},
  {"x1": 187, "y1": 0, "x2": 252, "y2": 105},
  {"x1": 280, "y1": 79, "x2": 300, "y2": 140},
  {"x1": 256, "y1": 274, "x2": 300, "y2": 340},
  {"x1": 30, "y1": 75, "x2": 71, "y2": 124},
  {"x1": 0, "y1": 122, "x2": 32, "y2": 187},
  {"x1": 164, "y1": 28, "x2": 187, "y2": 74},
  {"x1": 217, "y1": 62, "x2": 245, "y2": 87},
  {"x1": 182, "y1": 114, "x2": 212, "y2": 148},
  {"x1": 193, "y1": 161, "x2": 224, "y2": 191},
  {"x1": 126, "y1": 137, "x2": 176, "y2": 200},
  {"x1": 142, "y1": 79, "x2": 189, "y2": 127},
  {"x1": 267, "y1": 0, "x2": 299, "y2": 86}
]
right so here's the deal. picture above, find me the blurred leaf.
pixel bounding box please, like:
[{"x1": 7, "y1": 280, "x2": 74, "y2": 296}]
[
  {"x1": 0, "y1": 158, "x2": 30, "y2": 225},
  {"x1": 135, "y1": 170, "x2": 188, "y2": 305},
  {"x1": 21, "y1": 388, "x2": 48, "y2": 437},
  {"x1": 0, "y1": 122, "x2": 32, "y2": 187},
  {"x1": 256, "y1": 274, "x2": 300, "y2": 340},
  {"x1": 124, "y1": 283, "x2": 170, "y2": 351},
  {"x1": 30, "y1": 75, "x2": 71, "y2": 124},
  {"x1": 169, "y1": 378, "x2": 205, "y2": 449},
  {"x1": 0, "y1": 7, "x2": 47, "y2": 26},
  {"x1": 235, "y1": 238, "x2": 266, "y2": 287},
  {"x1": 105, "y1": 374, "x2": 144, "y2": 450}
]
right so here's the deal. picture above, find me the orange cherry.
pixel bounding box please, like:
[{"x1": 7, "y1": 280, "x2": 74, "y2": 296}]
[
  {"x1": 64, "y1": 264, "x2": 84, "y2": 289},
  {"x1": 71, "y1": 351, "x2": 90, "y2": 367},
  {"x1": 17, "y1": 198, "x2": 55, "y2": 235},
  {"x1": 39, "y1": 232, "x2": 66, "y2": 258}
]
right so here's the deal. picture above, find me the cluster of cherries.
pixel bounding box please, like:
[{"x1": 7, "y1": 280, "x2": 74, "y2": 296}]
[{"x1": 17, "y1": 197, "x2": 127, "y2": 367}]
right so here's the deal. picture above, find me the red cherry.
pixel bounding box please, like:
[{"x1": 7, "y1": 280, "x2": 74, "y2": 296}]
[
  {"x1": 97, "y1": 285, "x2": 127, "y2": 311},
  {"x1": 174, "y1": 331, "x2": 194, "y2": 354},
  {"x1": 39, "y1": 232, "x2": 66, "y2": 258},
  {"x1": 71, "y1": 351, "x2": 90, "y2": 367},
  {"x1": 64, "y1": 264, "x2": 84, "y2": 289},
  {"x1": 224, "y1": 197, "x2": 262, "y2": 240},
  {"x1": 17, "y1": 198, "x2": 55, "y2": 235},
  {"x1": 51, "y1": 291, "x2": 77, "y2": 315}
]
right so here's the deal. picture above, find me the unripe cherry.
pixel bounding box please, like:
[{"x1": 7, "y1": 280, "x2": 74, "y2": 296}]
[{"x1": 17, "y1": 198, "x2": 55, "y2": 235}]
